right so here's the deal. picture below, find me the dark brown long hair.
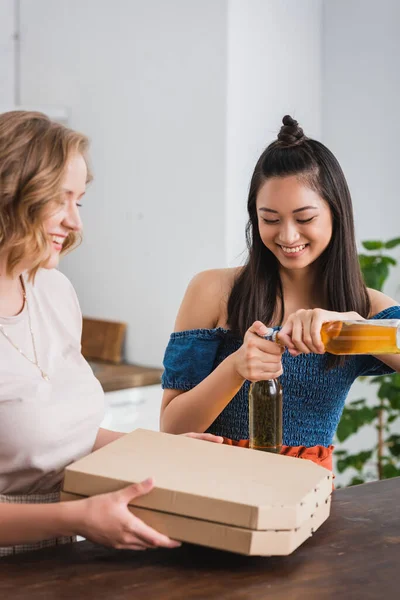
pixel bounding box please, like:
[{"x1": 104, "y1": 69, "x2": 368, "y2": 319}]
[{"x1": 227, "y1": 115, "x2": 370, "y2": 367}]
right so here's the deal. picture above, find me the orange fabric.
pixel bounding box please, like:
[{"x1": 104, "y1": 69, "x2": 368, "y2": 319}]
[{"x1": 222, "y1": 438, "x2": 334, "y2": 471}]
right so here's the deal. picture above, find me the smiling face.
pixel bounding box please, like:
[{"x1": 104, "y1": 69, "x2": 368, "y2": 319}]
[
  {"x1": 256, "y1": 175, "x2": 333, "y2": 271},
  {"x1": 41, "y1": 153, "x2": 87, "y2": 269}
]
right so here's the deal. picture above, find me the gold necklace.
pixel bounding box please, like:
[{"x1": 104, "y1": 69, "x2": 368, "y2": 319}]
[{"x1": 0, "y1": 277, "x2": 50, "y2": 381}]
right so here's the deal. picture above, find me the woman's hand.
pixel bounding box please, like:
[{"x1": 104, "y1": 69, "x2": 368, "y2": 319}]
[
  {"x1": 72, "y1": 478, "x2": 181, "y2": 551},
  {"x1": 232, "y1": 321, "x2": 283, "y2": 382},
  {"x1": 278, "y1": 309, "x2": 362, "y2": 356},
  {"x1": 74, "y1": 434, "x2": 223, "y2": 549}
]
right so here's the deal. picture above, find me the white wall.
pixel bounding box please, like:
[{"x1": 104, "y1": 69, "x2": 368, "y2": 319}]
[
  {"x1": 226, "y1": 0, "x2": 323, "y2": 265},
  {"x1": 19, "y1": 0, "x2": 228, "y2": 366},
  {"x1": 322, "y1": 0, "x2": 400, "y2": 298},
  {"x1": 0, "y1": 0, "x2": 15, "y2": 104},
  {"x1": 16, "y1": 0, "x2": 324, "y2": 364}
]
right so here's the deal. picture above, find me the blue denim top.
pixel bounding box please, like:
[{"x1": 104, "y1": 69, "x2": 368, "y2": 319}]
[{"x1": 162, "y1": 306, "x2": 400, "y2": 447}]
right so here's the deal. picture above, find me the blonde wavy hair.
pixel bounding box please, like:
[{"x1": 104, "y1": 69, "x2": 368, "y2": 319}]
[{"x1": 0, "y1": 110, "x2": 92, "y2": 279}]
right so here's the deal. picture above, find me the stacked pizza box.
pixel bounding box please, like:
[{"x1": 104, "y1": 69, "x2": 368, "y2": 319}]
[{"x1": 62, "y1": 429, "x2": 332, "y2": 556}]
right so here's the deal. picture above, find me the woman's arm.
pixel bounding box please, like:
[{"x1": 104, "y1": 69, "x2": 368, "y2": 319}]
[
  {"x1": 161, "y1": 355, "x2": 246, "y2": 434},
  {"x1": 277, "y1": 290, "x2": 400, "y2": 372},
  {"x1": 160, "y1": 270, "x2": 283, "y2": 434},
  {"x1": 0, "y1": 501, "x2": 77, "y2": 546},
  {"x1": 0, "y1": 480, "x2": 180, "y2": 550}
]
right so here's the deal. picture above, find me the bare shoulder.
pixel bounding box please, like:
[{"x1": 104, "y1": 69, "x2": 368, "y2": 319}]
[
  {"x1": 367, "y1": 288, "x2": 399, "y2": 316},
  {"x1": 190, "y1": 267, "x2": 240, "y2": 296},
  {"x1": 174, "y1": 267, "x2": 241, "y2": 332}
]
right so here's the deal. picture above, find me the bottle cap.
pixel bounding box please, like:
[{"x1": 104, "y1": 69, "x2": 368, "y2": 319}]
[{"x1": 262, "y1": 328, "x2": 279, "y2": 342}]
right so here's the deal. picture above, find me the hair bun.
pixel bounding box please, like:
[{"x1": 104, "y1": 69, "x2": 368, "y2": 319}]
[{"x1": 277, "y1": 115, "x2": 306, "y2": 146}]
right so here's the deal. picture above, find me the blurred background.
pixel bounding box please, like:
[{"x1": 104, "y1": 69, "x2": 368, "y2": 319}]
[{"x1": 1, "y1": 0, "x2": 400, "y2": 485}]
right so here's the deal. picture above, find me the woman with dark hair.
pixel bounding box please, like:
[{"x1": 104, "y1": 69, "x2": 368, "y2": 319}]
[{"x1": 160, "y1": 115, "x2": 400, "y2": 470}]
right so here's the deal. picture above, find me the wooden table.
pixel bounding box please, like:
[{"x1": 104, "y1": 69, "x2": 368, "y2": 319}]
[{"x1": 1, "y1": 478, "x2": 399, "y2": 599}]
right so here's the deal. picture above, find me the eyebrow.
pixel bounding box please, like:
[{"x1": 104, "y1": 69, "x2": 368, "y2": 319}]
[
  {"x1": 62, "y1": 188, "x2": 86, "y2": 198},
  {"x1": 258, "y1": 205, "x2": 318, "y2": 214}
]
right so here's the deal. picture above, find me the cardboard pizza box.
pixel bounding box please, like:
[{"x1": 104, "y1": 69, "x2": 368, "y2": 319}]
[{"x1": 62, "y1": 429, "x2": 332, "y2": 555}]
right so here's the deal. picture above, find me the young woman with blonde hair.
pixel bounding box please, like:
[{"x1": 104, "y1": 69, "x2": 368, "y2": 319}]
[{"x1": 0, "y1": 111, "x2": 221, "y2": 556}]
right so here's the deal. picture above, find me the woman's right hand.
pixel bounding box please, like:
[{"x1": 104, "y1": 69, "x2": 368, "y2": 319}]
[
  {"x1": 232, "y1": 321, "x2": 283, "y2": 382},
  {"x1": 72, "y1": 477, "x2": 181, "y2": 551}
]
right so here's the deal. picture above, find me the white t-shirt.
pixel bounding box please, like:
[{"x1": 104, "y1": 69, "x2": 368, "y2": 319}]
[{"x1": 0, "y1": 269, "x2": 105, "y2": 494}]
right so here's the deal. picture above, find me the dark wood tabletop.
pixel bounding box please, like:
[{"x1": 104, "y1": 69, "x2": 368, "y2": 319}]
[{"x1": 1, "y1": 477, "x2": 399, "y2": 600}]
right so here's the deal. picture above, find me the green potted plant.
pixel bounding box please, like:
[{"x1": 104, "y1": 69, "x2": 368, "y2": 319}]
[{"x1": 335, "y1": 237, "x2": 400, "y2": 485}]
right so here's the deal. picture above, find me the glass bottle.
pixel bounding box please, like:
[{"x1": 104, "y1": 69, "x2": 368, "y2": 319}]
[
  {"x1": 320, "y1": 319, "x2": 400, "y2": 355},
  {"x1": 249, "y1": 378, "x2": 282, "y2": 453},
  {"x1": 249, "y1": 329, "x2": 282, "y2": 453}
]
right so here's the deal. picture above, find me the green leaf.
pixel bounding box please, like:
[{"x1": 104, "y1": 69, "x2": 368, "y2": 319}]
[
  {"x1": 359, "y1": 406, "x2": 377, "y2": 423},
  {"x1": 336, "y1": 459, "x2": 349, "y2": 473},
  {"x1": 377, "y1": 381, "x2": 400, "y2": 409},
  {"x1": 385, "y1": 237, "x2": 400, "y2": 249},
  {"x1": 358, "y1": 250, "x2": 397, "y2": 290},
  {"x1": 376, "y1": 262, "x2": 390, "y2": 289},
  {"x1": 358, "y1": 254, "x2": 376, "y2": 266},
  {"x1": 379, "y1": 255, "x2": 397, "y2": 266},
  {"x1": 353, "y1": 450, "x2": 373, "y2": 470},
  {"x1": 388, "y1": 394, "x2": 400, "y2": 411},
  {"x1": 336, "y1": 417, "x2": 356, "y2": 443},
  {"x1": 387, "y1": 414, "x2": 398, "y2": 424},
  {"x1": 362, "y1": 240, "x2": 384, "y2": 250},
  {"x1": 349, "y1": 398, "x2": 367, "y2": 407},
  {"x1": 334, "y1": 449, "x2": 348, "y2": 457},
  {"x1": 337, "y1": 450, "x2": 373, "y2": 473},
  {"x1": 360, "y1": 262, "x2": 389, "y2": 291},
  {"x1": 386, "y1": 434, "x2": 400, "y2": 457},
  {"x1": 390, "y1": 373, "x2": 400, "y2": 389},
  {"x1": 370, "y1": 375, "x2": 386, "y2": 384},
  {"x1": 336, "y1": 405, "x2": 376, "y2": 442},
  {"x1": 382, "y1": 463, "x2": 400, "y2": 479},
  {"x1": 378, "y1": 382, "x2": 393, "y2": 400},
  {"x1": 349, "y1": 476, "x2": 365, "y2": 486}
]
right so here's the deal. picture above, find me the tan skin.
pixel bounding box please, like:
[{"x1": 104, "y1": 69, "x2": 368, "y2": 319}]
[
  {"x1": 160, "y1": 175, "x2": 400, "y2": 435},
  {"x1": 0, "y1": 153, "x2": 223, "y2": 551}
]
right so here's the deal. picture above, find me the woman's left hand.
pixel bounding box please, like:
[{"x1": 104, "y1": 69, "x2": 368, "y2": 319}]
[
  {"x1": 278, "y1": 309, "x2": 362, "y2": 356},
  {"x1": 182, "y1": 432, "x2": 224, "y2": 443}
]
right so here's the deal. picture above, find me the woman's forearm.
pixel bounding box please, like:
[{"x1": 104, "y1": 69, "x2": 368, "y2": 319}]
[
  {"x1": 0, "y1": 500, "x2": 84, "y2": 547},
  {"x1": 160, "y1": 353, "x2": 245, "y2": 434}
]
